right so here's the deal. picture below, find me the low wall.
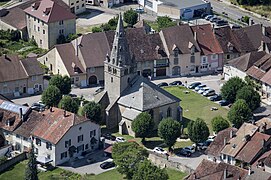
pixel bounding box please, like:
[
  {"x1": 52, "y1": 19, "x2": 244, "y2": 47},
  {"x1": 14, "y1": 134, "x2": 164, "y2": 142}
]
[{"x1": 0, "y1": 152, "x2": 27, "y2": 173}]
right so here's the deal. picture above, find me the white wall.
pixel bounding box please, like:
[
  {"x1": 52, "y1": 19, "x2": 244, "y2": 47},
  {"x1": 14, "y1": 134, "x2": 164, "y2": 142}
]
[{"x1": 223, "y1": 65, "x2": 246, "y2": 81}]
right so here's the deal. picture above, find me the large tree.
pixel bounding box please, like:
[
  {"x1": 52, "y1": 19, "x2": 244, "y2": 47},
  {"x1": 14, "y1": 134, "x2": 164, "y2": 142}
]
[
  {"x1": 221, "y1": 77, "x2": 246, "y2": 103},
  {"x1": 41, "y1": 85, "x2": 62, "y2": 107},
  {"x1": 25, "y1": 142, "x2": 38, "y2": 180},
  {"x1": 132, "y1": 112, "x2": 154, "y2": 142},
  {"x1": 236, "y1": 86, "x2": 261, "y2": 111},
  {"x1": 228, "y1": 99, "x2": 252, "y2": 128},
  {"x1": 124, "y1": 9, "x2": 138, "y2": 26},
  {"x1": 83, "y1": 101, "x2": 101, "y2": 123},
  {"x1": 158, "y1": 118, "x2": 181, "y2": 151},
  {"x1": 187, "y1": 118, "x2": 209, "y2": 144},
  {"x1": 58, "y1": 96, "x2": 79, "y2": 113},
  {"x1": 211, "y1": 116, "x2": 230, "y2": 133},
  {"x1": 132, "y1": 159, "x2": 169, "y2": 180},
  {"x1": 157, "y1": 16, "x2": 176, "y2": 30},
  {"x1": 49, "y1": 75, "x2": 71, "y2": 95},
  {"x1": 112, "y1": 142, "x2": 148, "y2": 179}
]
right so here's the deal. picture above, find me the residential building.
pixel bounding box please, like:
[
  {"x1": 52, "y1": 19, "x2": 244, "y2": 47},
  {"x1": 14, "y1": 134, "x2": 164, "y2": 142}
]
[
  {"x1": 95, "y1": 15, "x2": 182, "y2": 136},
  {"x1": 0, "y1": 55, "x2": 44, "y2": 98},
  {"x1": 191, "y1": 24, "x2": 224, "y2": 73},
  {"x1": 62, "y1": 0, "x2": 86, "y2": 14},
  {"x1": 138, "y1": 0, "x2": 211, "y2": 20},
  {"x1": 24, "y1": 0, "x2": 76, "y2": 49}
]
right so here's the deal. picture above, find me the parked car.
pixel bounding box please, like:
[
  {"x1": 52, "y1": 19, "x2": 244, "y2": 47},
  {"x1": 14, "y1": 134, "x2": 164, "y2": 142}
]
[
  {"x1": 188, "y1": 82, "x2": 201, "y2": 89},
  {"x1": 169, "y1": 81, "x2": 182, "y2": 86},
  {"x1": 183, "y1": 146, "x2": 196, "y2": 154},
  {"x1": 197, "y1": 140, "x2": 212, "y2": 150},
  {"x1": 116, "y1": 137, "x2": 126, "y2": 143},
  {"x1": 198, "y1": 87, "x2": 210, "y2": 94},
  {"x1": 87, "y1": 158, "x2": 96, "y2": 164},
  {"x1": 153, "y1": 147, "x2": 168, "y2": 155},
  {"x1": 134, "y1": 7, "x2": 144, "y2": 13},
  {"x1": 208, "y1": 136, "x2": 216, "y2": 142},
  {"x1": 231, "y1": 24, "x2": 242, "y2": 29},
  {"x1": 157, "y1": 82, "x2": 168, "y2": 87},
  {"x1": 210, "y1": 17, "x2": 220, "y2": 23},
  {"x1": 216, "y1": 20, "x2": 228, "y2": 26},
  {"x1": 176, "y1": 148, "x2": 191, "y2": 157},
  {"x1": 102, "y1": 133, "x2": 116, "y2": 141},
  {"x1": 203, "y1": 89, "x2": 216, "y2": 97},
  {"x1": 219, "y1": 100, "x2": 230, "y2": 106},
  {"x1": 208, "y1": 94, "x2": 222, "y2": 101},
  {"x1": 195, "y1": 84, "x2": 206, "y2": 91},
  {"x1": 205, "y1": 15, "x2": 214, "y2": 20},
  {"x1": 31, "y1": 102, "x2": 46, "y2": 112},
  {"x1": 100, "y1": 161, "x2": 115, "y2": 169}
]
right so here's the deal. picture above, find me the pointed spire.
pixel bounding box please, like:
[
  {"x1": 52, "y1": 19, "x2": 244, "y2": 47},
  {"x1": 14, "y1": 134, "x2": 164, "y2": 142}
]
[{"x1": 116, "y1": 13, "x2": 124, "y2": 35}]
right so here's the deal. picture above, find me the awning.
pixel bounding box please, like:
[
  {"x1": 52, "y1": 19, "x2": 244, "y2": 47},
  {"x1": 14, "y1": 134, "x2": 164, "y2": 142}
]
[{"x1": 36, "y1": 155, "x2": 52, "y2": 164}]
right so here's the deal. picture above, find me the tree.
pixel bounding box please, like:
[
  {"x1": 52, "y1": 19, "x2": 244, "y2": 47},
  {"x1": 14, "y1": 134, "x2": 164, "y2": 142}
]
[
  {"x1": 57, "y1": 34, "x2": 66, "y2": 44},
  {"x1": 236, "y1": 86, "x2": 261, "y2": 111},
  {"x1": 92, "y1": 26, "x2": 102, "y2": 33},
  {"x1": 221, "y1": 77, "x2": 246, "y2": 103},
  {"x1": 244, "y1": 76, "x2": 261, "y2": 90},
  {"x1": 112, "y1": 142, "x2": 148, "y2": 179},
  {"x1": 66, "y1": 33, "x2": 78, "y2": 42},
  {"x1": 157, "y1": 16, "x2": 176, "y2": 30},
  {"x1": 124, "y1": 9, "x2": 138, "y2": 26},
  {"x1": 83, "y1": 101, "x2": 101, "y2": 123},
  {"x1": 187, "y1": 118, "x2": 209, "y2": 144},
  {"x1": 228, "y1": 99, "x2": 252, "y2": 128},
  {"x1": 41, "y1": 85, "x2": 62, "y2": 107},
  {"x1": 25, "y1": 142, "x2": 38, "y2": 180},
  {"x1": 58, "y1": 96, "x2": 79, "y2": 113},
  {"x1": 158, "y1": 118, "x2": 181, "y2": 151},
  {"x1": 49, "y1": 75, "x2": 71, "y2": 95},
  {"x1": 10, "y1": 30, "x2": 21, "y2": 41},
  {"x1": 211, "y1": 116, "x2": 230, "y2": 133},
  {"x1": 132, "y1": 159, "x2": 169, "y2": 180},
  {"x1": 132, "y1": 112, "x2": 154, "y2": 142}
]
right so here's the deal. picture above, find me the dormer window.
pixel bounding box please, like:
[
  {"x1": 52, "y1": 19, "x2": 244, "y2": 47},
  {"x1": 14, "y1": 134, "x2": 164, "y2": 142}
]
[{"x1": 43, "y1": 8, "x2": 51, "y2": 15}]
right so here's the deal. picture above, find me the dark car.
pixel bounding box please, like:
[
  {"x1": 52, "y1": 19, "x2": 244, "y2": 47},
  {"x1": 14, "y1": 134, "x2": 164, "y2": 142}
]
[
  {"x1": 219, "y1": 100, "x2": 230, "y2": 106},
  {"x1": 216, "y1": 20, "x2": 228, "y2": 26},
  {"x1": 31, "y1": 102, "x2": 46, "y2": 112},
  {"x1": 176, "y1": 148, "x2": 191, "y2": 157},
  {"x1": 68, "y1": 93, "x2": 77, "y2": 98},
  {"x1": 100, "y1": 161, "x2": 115, "y2": 169},
  {"x1": 188, "y1": 82, "x2": 201, "y2": 89},
  {"x1": 208, "y1": 94, "x2": 222, "y2": 101},
  {"x1": 231, "y1": 24, "x2": 242, "y2": 29},
  {"x1": 157, "y1": 82, "x2": 168, "y2": 88},
  {"x1": 102, "y1": 133, "x2": 116, "y2": 141},
  {"x1": 169, "y1": 81, "x2": 182, "y2": 86},
  {"x1": 95, "y1": 87, "x2": 104, "y2": 93}
]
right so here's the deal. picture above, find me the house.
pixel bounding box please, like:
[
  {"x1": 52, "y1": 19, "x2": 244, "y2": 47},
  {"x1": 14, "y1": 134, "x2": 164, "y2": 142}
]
[
  {"x1": 24, "y1": 0, "x2": 76, "y2": 49},
  {"x1": 95, "y1": 15, "x2": 182, "y2": 136},
  {"x1": 61, "y1": 0, "x2": 86, "y2": 14},
  {"x1": 0, "y1": 55, "x2": 44, "y2": 98},
  {"x1": 223, "y1": 51, "x2": 266, "y2": 80},
  {"x1": 191, "y1": 24, "x2": 224, "y2": 73}
]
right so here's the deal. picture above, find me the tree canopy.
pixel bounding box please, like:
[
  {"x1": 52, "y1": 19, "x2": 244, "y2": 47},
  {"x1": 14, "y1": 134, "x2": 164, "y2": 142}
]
[
  {"x1": 49, "y1": 75, "x2": 71, "y2": 95},
  {"x1": 58, "y1": 95, "x2": 79, "y2": 113},
  {"x1": 236, "y1": 85, "x2": 261, "y2": 111},
  {"x1": 132, "y1": 112, "x2": 154, "y2": 142},
  {"x1": 228, "y1": 99, "x2": 252, "y2": 128},
  {"x1": 25, "y1": 142, "x2": 38, "y2": 180},
  {"x1": 157, "y1": 16, "x2": 176, "y2": 30},
  {"x1": 187, "y1": 118, "x2": 209, "y2": 144},
  {"x1": 158, "y1": 118, "x2": 181, "y2": 151},
  {"x1": 124, "y1": 9, "x2": 138, "y2": 26},
  {"x1": 41, "y1": 85, "x2": 62, "y2": 107},
  {"x1": 211, "y1": 116, "x2": 230, "y2": 133},
  {"x1": 221, "y1": 77, "x2": 246, "y2": 103},
  {"x1": 83, "y1": 101, "x2": 101, "y2": 123}
]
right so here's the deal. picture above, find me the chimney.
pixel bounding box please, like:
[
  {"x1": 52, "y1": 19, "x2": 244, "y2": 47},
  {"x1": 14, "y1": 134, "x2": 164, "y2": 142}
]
[
  {"x1": 19, "y1": 108, "x2": 23, "y2": 121},
  {"x1": 63, "y1": 110, "x2": 66, "y2": 117},
  {"x1": 248, "y1": 166, "x2": 251, "y2": 175},
  {"x1": 224, "y1": 137, "x2": 227, "y2": 146},
  {"x1": 194, "y1": 31, "x2": 197, "y2": 41},
  {"x1": 262, "y1": 24, "x2": 266, "y2": 36},
  {"x1": 230, "y1": 130, "x2": 233, "y2": 138},
  {"x1": 223, "y1": 169, "x2": 227, "y2": 179}
]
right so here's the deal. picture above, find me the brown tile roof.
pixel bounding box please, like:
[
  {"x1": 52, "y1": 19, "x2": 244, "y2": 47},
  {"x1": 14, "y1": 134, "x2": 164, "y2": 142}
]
[
  {"x1": 246, "y1": 66, "x2": 266, "y2": 80},
  {"x1": 148, "y1": 33, "x2": 168, "y2": 59},
  {"x1": 191, "y1": 24, "x2": 223, "y2": 55},
  {"x1": 0, "y1": 108, "x2": 22, "y2": 132},
  {"x1": 160, "y1": 24, "x2": 201, "y2": 55},
  {"x1": 186, "y1": 159, "x2": 248, "y2": 180},
  {"x1": 55, "y1": 43, "x2": 86, "y2": 76},
  {"x1": 17, "y1": 0, "x2": 70, "y2": 11},
  {"x1": 261, "y1": 70, "x2": 271, "y2": 86},
  {"x1": 264, "y1": 153, "x2": 271, "y2": 168},
  {"x1": 0, "y1": 55, "x2": 28, "y2": 82},
  {"x1": 247, "y1": 53, "x2": 271, "y2": 81},
  {"x1": 31, "y1": 108, "x2": 90, "y2": 144},
  {"x1": 24, "y1": 0, "x2": 76, "y2": 23},
  {"x1": 235, "y1": 132, "x2": 271, "y2": 164},
  {"x1": 0, "y1": 7, "x2": 26, "y2": 30},
  {"x1": 252, "y1": 149, "x2": 271, "y2": 167},
  {"x1": 206, "y1": 127, "x2": 237, "y2": 157},
  {"x1": 221, "y1": 123, "x2": 258, "y2": 157},
  {"x1": 20, "y1": 57, "x2": 44, "y2": 76},
  {"x1": 227, "y1": 51, "x2": 266, "y2": 72}
]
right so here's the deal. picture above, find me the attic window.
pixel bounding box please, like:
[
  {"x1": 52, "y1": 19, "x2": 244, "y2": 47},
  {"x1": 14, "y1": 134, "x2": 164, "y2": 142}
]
[
  {"x1": 32, "y1": 2, "x2": 40, "y2": 10},
  {"x1": 43, "y1": 8, "x2": 51, "y2": 15}
]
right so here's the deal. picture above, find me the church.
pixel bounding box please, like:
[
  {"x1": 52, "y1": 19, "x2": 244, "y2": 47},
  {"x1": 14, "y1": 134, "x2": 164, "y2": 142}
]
[{"x1": 95, "y1": 15, "x2": 182, "y2": 136}]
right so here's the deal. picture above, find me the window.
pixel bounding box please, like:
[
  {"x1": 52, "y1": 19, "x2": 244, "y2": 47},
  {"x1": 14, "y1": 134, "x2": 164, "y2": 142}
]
[
  {"x1": 167, "y1": 107, "x2": 171, "y2": 117},
  {"x1": 42, "y1": 22, "x2": 44, "y2": 26},
  {"x1": 46, "y1": 142, "x2": 52, "y2": 150},
  {"x1": 82, "y1": 3, "x2": 85, "y2": 7},
  {"x1": 76, "y1": 5, "x2": 79, "y2": 9},
  {"x1": 174, "y1": 58, "x2": 178, "y2": 65},
  {"x1": 201, "y1": 56, "x2": 207, "y2": 64},
  {"x1": 71, "y1": 3, "x2": 74, "y2": 5},
  {"x1": 43, "y1": 30, "x2": 45, "y2": 34},
  {"x1": 61, "y1": 152, "x2": 67, "y2": 159},
  {"x1": 145, "y1": 0, "x2": 153, "y2": 8},
  {"x1": 40, "y1": 39, "x2": 42, "y2": 45},
  {"x1": 65, "y1": 139, "x2": 71, "y2": 148},
  {"x1": 78, "y1": 135, "x2": 83, "y2": 142},
  {"x1": 35, "y1": 148, "x2": 38, "y2": 154},
  {"x1": 38, "y1": 27, "x2": 40, "y2": 31},
  {"x1": 211, "y1": 54, "x2": 218, "y2": 60},
  {"x1": 59, "y1": 29, "x2": 64, "y2": 34},
  {"x1": 32, "y1": 76, "x2": 37, "y2": 81},
  {"x1": 174, "y1": 50, "x2": 178, "y2": 57},
  {"x1": 34, "y1": 17, "x2": 36, "y2": 21},
  {"x1": 75, "y1": 77, "x2": 79, "y2": 82},
  {"x1": 34, "y1": 25, "x2": 36, "y2": 31},
  {"x1": 36, "y1": 138, "x2": 41, "y2": 146},
  {"x1": 191, "y1": 46, "x2": 195, "y2": 55},
  {"x1": 90, "y1": 130, "x2": 96, "y2": 137},
  {"x1": 111, "y1": 77, "x2": 113, "y2": 83},
  {"x1": 47, "y1": 154, "x2": 51, "y2": 159},
  {"x1": 71, "y1": 78, "x2": 75, "y2": 84},
  {"x1": 190, "y1": 65, "x2": 195, "y2": 72},
  {"x1": 76, "y1": 0, "x2": 79, "y2": 3},
  {"x1": 190, "y1": 56, "x2": 195, "y2": 63},
  {"x1": 59, "y1": 20, "x2": 63, "y2": 25},
  {"x1": 85, "y1": 144, "x2": 89, "y2": 149},
  {"x1": 77, "y1": 145, "x2": 84, "y2": 152},
  {"x1": 23, "y1": 137, "x2": 28, "y2": 141}
]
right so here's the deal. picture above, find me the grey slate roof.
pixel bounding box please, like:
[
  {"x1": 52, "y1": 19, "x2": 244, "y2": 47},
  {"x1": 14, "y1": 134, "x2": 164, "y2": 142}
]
[
  {"x1": 118, "y1": 76, "x2": 180, "y2": 111},
  {"x1": 122, "y1": 108, "x2": 141, "y2": 120}
]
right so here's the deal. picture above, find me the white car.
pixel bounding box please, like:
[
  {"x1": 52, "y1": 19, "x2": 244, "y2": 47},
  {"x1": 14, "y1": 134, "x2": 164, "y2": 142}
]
[
  {"x1": 198, "y1": 87, "x2": 210, "y2": 94},
  {"x1": 116, "y1": 137, "x2": 126, "y2": 143},
  {"x1": 195, "y1": 84, "x2": 206, "y2": 91},
  {"x1": 153, "y1": 147, "x2": 167, "y2": 155},
  {"x1": 183, "y1": 146, "x2": 196, "y2": 154},
  {"x1": 203, "y1": 89, "x2": 216, "y2": 97},
  {"x1": 208, "y1": 136, "x2": 216, "y2": 142}
]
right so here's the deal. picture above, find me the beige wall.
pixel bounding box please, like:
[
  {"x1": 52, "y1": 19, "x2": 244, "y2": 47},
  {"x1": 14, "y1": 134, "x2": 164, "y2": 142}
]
[
  {"x1": 62, "y1": 0, "x2": 86, "y2": 14},
  {"x1": 137, "y1": 60, "x2": 154, "y2": 77},
  {"x1": 87, "y1": 66, "x2": 104, "y2": 85},
  {"x1": 157, "y1": 5, "x2": 180, "y2": 19}
]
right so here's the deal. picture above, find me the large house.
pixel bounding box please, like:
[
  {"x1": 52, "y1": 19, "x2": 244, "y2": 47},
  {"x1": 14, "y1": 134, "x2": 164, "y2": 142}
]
[
  {"x1": 24, "y1": 0, "x2": 76, "y2": 49},
  {"x1": 95, "y1": 15, "x2": 182, "y2": 136},
  {"x1": 0, "y1": 55, "x2": 44, "y2": 98}
]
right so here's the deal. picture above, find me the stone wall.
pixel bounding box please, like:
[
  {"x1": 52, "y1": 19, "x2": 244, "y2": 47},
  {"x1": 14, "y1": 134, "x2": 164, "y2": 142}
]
[{"x1": 0, "y1": 152, "x2": 27, "y2": 173}]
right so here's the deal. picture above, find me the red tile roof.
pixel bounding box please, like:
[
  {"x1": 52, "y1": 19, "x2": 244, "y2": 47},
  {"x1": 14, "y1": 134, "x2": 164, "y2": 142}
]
[
  {"x1": 247, "y1": 66, "x2": 265, "y2": 80},
  {"x1": 24, "y1": 0, "x2": 76, "y2": 23},
  {"x1": 261, "y1": 70, "x2": 271, "y2": 86},
  {"x1": 191, "y1": 24, "x2": 223, "y2": 55}
]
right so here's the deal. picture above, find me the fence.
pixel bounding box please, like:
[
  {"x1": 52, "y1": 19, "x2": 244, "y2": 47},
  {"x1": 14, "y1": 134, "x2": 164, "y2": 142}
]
[{"x1": 0, "y1": 152, "x2": 27, "y2": 173}]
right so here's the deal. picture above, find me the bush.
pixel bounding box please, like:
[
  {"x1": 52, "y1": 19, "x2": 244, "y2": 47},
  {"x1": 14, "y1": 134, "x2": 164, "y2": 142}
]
[
  {"x1": 41, "y1": 85, "x2": 62, "y2": 107},
  {"x1": 221, "y1": 77, "x2": 246, "y2": 103},
  {"x1": 211, "y1": 116, "x2": 230, "y2": 133},
  {"x1": 124, "y1": 9, "x2": 138, "y2": 26},
  {"x1": 82, "y1": 101, "x2": 101, "y2": 123},
  {"x1": 58, "y1": 96, "x2": 79, "y2": 113},
  {"x1": 157, "y1": 16, "x2": 176, "y2": 30},
  {"x1": 92, "y1": 26, "x2": 102, "y2": 33}
]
